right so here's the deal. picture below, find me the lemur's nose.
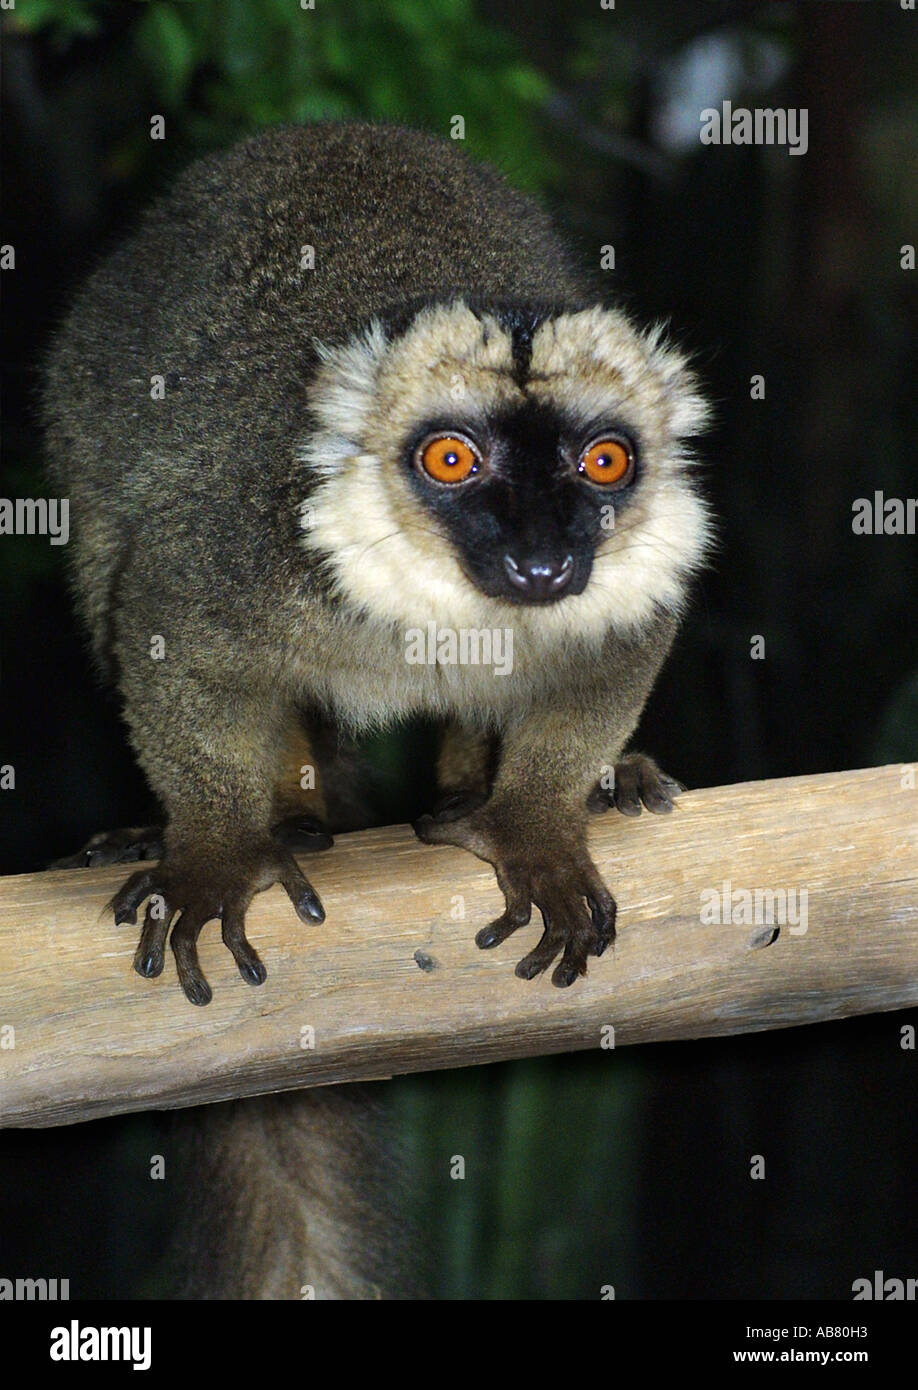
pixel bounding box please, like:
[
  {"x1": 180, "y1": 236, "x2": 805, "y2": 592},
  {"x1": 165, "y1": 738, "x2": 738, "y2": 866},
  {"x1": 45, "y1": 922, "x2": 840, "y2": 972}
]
[{"x1": 503, "y1": 552, "x2": 574, "y2": 601}]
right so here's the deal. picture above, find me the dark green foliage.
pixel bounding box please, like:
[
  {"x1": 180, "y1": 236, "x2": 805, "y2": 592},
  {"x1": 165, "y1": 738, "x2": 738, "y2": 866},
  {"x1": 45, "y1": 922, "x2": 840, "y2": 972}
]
[{"x1": 13, "y1": 0, "x2": 555, "y2": 185}]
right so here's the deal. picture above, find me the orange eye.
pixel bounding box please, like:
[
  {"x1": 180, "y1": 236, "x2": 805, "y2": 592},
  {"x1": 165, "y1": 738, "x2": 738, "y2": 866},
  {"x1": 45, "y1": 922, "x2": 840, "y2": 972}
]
[
  {"x1": 579, "y1": 438, "x2": 633, "y2": 487},
  {"x1": 417, "y1": 434, "x2": 480, "y2": 484}
]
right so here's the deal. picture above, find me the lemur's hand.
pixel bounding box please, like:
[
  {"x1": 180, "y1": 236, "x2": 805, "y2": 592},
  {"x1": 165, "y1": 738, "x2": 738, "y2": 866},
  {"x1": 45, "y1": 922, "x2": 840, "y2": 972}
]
[
  {"x1": 588, "y1": 753, "x2": 683, "y2": 817},
  {"x1": 415, "y1": 797, "x2": 615, "y2": 987},
  {"x1": 109, "y1": 836, "x2": 326, "y2": 1005}
]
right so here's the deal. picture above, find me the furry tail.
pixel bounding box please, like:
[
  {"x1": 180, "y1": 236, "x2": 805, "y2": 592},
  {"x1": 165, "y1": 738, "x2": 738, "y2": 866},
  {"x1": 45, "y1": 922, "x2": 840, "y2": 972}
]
[{"x1": 171, "y1": 1085, "x2": 413, "y2": 1300}]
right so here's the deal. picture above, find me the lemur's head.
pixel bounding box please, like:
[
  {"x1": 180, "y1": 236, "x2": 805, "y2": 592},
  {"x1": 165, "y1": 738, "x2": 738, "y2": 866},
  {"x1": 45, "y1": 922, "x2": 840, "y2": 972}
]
[{"x1": 299, "y1": 301, "x2": 711, "y2": 641}]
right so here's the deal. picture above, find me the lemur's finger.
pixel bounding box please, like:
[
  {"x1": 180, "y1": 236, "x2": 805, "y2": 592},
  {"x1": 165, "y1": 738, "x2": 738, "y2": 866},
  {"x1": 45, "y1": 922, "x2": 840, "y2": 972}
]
[
  {"x1": 134, "y1": 900, "x2": 174, "y2": 979},
  {"x1": 110, "y1": 869, "x2": 157, "y2": 926},
  {"x1": 171, "y1": 911, "x2": 213, "y2": 1006},
  {"x1": 279, "y1": 858, "x2": 325, "y2": 923},
  {"x1": 640, "y1": 772, "x2": 680, "y2": 813},
  {"x1": 586, "y1": 887, "x2": 617, "y2": 956},
  {"x1": 222, "y1": 909, "x2": 267, "y2": 985},
  {"x1": 475, "y1": 889, "x2": 531, "y2": 949},
  {"x1": 515, "y1": 919, "x2": 565, "y2": 980},
  {"x1": 612, "y1": 761, "x2": 643, "y2": 816},
  {"x1": 552, "y1": 933, "x2": 592, "y2": 988}
]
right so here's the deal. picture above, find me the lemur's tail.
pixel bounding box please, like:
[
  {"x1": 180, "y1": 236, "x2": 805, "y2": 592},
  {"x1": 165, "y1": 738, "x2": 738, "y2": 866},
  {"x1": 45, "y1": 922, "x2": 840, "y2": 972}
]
[{"x1": 172, "y1": 1085, "x2": 413, "y2": 1300}]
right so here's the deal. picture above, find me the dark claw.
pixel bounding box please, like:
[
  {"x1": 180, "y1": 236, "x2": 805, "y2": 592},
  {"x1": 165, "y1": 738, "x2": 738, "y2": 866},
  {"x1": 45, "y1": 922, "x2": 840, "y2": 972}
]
[
  {"x1": 287, "y1": 878, "x2": 325, "y2": 923},
  {"x1": 110, "y1": 869, "x2": 157, "y2": 927},
  {"x1": 241, "y1": 957, "x2": 268, "y2": 984},
  {"x1": 134, "y1": 936, "x2": 166, "y2": 978},
  {"x1": 641, "y1": 776, "x2": 679, "y2": 813},
  {"x1": 134, "y1": 947, "x2": 164, "y2": 979},
  {"x1": 174, "y1": 964, "x2": 213, "y2": 1006},
  {"x1": 515, "y1": 954, "x2": 548, "y2": 981},
  {"x1": 296, "y1": 889, "x2": 325, "y2": 924},
  {"x1": 613, "y1": 781, "x2": 643, "y2": 817},
  {"x1": 222, "y1": 910, "x2": 267, "y2": 985},
  {"x1": 552, "y1": 958, "x2": 584, "y2": 988},
  {"x1": 182, "y1": 975, "x2": 213, "y2": 1008},
  {"x1": 475, "y1": 914, "x2": 521, "y2": 949},
  {"x1": 476, "y1": 922, "x2": 504, "y2": 949}
]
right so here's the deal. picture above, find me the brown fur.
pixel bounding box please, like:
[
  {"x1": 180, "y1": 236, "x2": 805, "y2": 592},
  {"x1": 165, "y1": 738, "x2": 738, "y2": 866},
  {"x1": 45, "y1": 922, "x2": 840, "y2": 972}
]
[
  {"x1": 272, "y1": 717, "x2": 327, "y2": 823},
  {"x1": 436, "y1": 723, "x2": 495, "y2": 800},
  {"x1": 42, "y1": 122, "x2": 710, "y2": 1297},
  {"x1": 172, "y1": 1087, "x2": 416, "y2": 1300}
]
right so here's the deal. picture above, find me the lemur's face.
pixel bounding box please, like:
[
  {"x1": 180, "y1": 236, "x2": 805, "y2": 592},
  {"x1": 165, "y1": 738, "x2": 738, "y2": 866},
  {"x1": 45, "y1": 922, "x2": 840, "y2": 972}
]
[
  {"x1": 299, "y1": 302, "x2": 711, "y2": 640},
  {"x1": 403, "y1": 401, "x2": 635, "y2": 606}
]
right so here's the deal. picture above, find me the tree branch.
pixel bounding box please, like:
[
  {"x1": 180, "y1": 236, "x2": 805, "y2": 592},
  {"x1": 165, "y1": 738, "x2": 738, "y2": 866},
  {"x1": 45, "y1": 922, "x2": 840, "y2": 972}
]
[{"x1": 1, "y1": 765, "x2": 915, "y2": 1128}]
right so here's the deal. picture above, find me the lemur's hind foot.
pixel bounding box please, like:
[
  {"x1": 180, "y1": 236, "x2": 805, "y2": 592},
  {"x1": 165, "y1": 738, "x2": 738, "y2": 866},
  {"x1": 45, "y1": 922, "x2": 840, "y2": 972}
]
[
  {"x1": 49, "y1": 813, "x2": 333, "y2": 871},
  {"x1": 587, "y1": 754, "x2": 683, "y2": 818},
  {"x1": 50, "y1": 825, "x2": 165, "y2": 869}
]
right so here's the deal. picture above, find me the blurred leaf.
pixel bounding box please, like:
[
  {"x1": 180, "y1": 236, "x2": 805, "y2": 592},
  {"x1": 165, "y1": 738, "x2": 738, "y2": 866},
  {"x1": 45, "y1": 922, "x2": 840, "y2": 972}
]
[
  {"x1": 502, "y1": 63, "x2": 552, "y2": 104},
  {"x1": 9, "y1": 0, "x2": 99, "y2": 39},
  {"x1": 214, "y1": 0, "x2": 269, "y2": 78},
  {"x1": 291, "y1": 89, "x2": 355, "y2": 124},
  {"x1": 134, "y1": 3, "x2": 196, "y2": 108}
]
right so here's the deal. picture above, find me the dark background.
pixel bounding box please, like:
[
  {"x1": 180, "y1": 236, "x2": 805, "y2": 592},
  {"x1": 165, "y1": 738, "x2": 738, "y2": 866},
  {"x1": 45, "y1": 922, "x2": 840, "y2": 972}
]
[{"x1": 1, "y1": 0, "x2": 916, "y2": 1298}]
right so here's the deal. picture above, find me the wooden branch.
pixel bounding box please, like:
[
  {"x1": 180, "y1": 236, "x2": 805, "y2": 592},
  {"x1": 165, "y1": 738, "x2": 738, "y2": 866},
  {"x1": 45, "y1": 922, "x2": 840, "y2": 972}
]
[{"x1": 2, "y1": 765, "x2": 916, "y2": 1129}]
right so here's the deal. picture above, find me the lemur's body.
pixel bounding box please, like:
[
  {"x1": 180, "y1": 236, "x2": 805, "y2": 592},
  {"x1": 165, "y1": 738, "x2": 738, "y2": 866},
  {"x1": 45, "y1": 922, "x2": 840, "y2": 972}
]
[{"x1": 44, "y1": 123, "x2": 710, "y2": 1296}]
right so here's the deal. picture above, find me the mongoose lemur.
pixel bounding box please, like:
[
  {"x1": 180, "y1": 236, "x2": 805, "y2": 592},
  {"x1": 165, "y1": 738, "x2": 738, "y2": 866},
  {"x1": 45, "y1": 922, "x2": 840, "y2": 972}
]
[{"x1": 43, "y1": 123, "x2": 710, "y2": 1297}]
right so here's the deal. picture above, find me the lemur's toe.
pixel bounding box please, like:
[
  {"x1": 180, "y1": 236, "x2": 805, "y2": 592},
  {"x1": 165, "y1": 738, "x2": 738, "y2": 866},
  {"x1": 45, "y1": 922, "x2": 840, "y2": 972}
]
[{"x1": 589, "y1": 754, "x2": 684, "y2": 817}]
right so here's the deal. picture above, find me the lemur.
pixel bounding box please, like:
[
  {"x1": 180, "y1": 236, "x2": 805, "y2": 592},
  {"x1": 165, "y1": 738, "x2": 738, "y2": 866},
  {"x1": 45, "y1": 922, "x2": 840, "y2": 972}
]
[{"x1": 44, "y1": 123, "x2": 709, "y2": 1297}]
